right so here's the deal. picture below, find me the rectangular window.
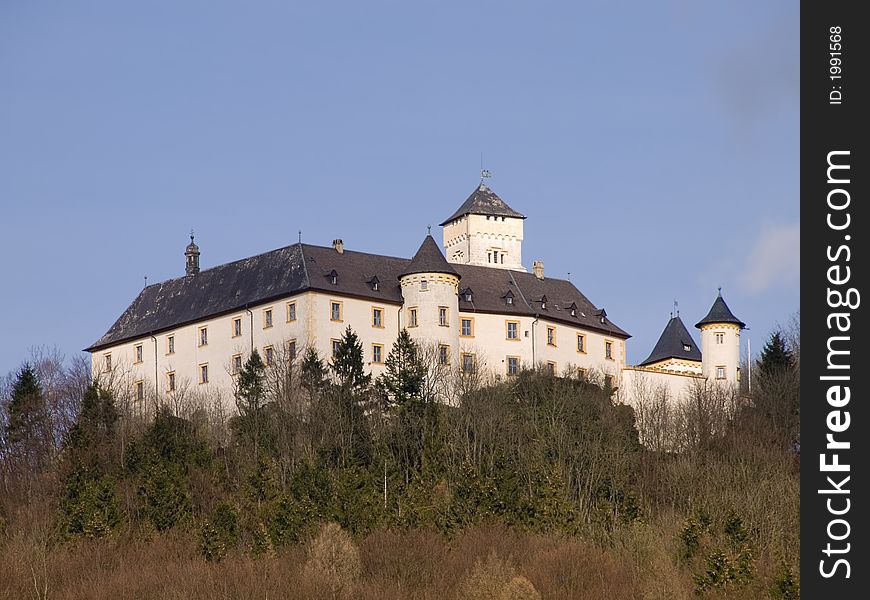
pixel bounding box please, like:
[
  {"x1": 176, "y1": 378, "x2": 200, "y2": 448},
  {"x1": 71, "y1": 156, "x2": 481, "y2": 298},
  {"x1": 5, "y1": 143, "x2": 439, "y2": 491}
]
[
  {"x1": 605, "y1": 340, "x2": 613, "y2": 360},
  {"x1": 286, "y1": 302, "x2": 297, "y2": 322},
  {"x1": 167, "y1": 335, "x2": 175, "y2": 354},
  {"x1": 332, "y1": 339, "x2": 341, "y2": 356},
  {"x1": 286, "y1": 340, "x2": 297, "y2": 360},
  {"x1": 104, "y1": 354, "x2": 112, "y2": 372},
  {"x1": 232, "y1": 354, "x2": 242, "y2": 375},
  {"x1": 233, "y1": 317, "x2": 242, "y2": 338},
  {"x1": 372, "y1": 307, "x2": 384, "y2": 328},
  {"x1": 134, "y1": 344, "x2": 143, "y2": 364},
  {"x1": 507, "y1": 356, "x2": 520, "y2": 375},
  {"x1": 409, "y1": 307, "x2": 418, "y2": 328},
  {"x1": 547, "y1": 326, "x2": 556, "y2": 346},
  {"x1": 715, "y1": 332, "x2": 724, "y2": 344},
  {"x1": 461, "y1": 318, "x2": 474, "y2": 337},
  {"x1": 167, "y1": 371, "x2": 176, "y2": 392},
  {"x1": 716, "y1": 366, "x2": 726, "y2": 380},
  {"x1": 199, "y1": 363, "x2": 209, "y2": 384},
  {"x1": 506, "y1": 320, "x2": 520, "y2": 340},
  {"x1": 421, "y1": 280, "x2": 428, "y2": 291},
  {"x1": 576, "y1": 334, "x2": 586, "y2": 353},
  {"x1": 439, "y1": 306, "x2": 449, "y2": 327},
  {"x1": 135, "y1": 380, "x2": 144, "y2": 401},
  {"x1": 547, "y1": 361, "x2": 557, "y2": 376},
  {"x1": 462, "y1": 353, "x2": 475, "y2": 374},
  {"x1": 264, "y1": 308, "x2": 273, "y2": 329},
  {"x1": 331, "y1": 301, "x2": 343, "y2": 322},
  {"x1": 372, "y1": 344, "x2": 384, "y2": 364},
  {"x1": 439, "y1": 345, "x2": 449, "y2": 366},
  {"x1": 264, "y1": 345, "x2": 274, "y2": 366},
  {"x1": 199, "y1": 326, "x2": 208, "y2": 347}
]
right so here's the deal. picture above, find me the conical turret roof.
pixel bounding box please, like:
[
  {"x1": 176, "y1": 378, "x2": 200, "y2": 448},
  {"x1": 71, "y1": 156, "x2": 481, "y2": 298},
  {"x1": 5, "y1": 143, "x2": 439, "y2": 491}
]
[
  {"x1": 439, "y1": 183, "x2": 525, "y2": 226},
  {"x1": 695, "y1": 291, "x2": 745, "y2": 329},
  {"x1": 639, "y1": 315, "x2": 702, "y2": 366},
  {"x1": 399, "y1": 235, "x2": 460, "y2": 278}
]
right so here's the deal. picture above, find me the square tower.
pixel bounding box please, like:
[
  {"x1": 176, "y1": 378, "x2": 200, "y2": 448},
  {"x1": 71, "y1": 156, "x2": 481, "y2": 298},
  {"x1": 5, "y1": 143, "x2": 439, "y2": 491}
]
[{"x1": 440, "y1": 183, "x2": 526, "y2": 271}]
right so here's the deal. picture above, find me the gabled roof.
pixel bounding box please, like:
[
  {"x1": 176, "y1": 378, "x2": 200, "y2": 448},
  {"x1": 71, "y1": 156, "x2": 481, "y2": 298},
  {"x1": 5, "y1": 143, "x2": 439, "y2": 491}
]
[
  {"x1": 639, "y1": 315, "x2": 701, "y2": 366},
  {"x1": 439, "y1": 183, "x2": 526, "y2": 226},
  {"x1": 399, "y1": 235, "x2": 460, "y2": 278},
  {"x1": 694, "y1": 291, "x2": 746, "y2": 329},
  {"x1": 87, "y1": 240, "x2": 629, "y2": 352}
]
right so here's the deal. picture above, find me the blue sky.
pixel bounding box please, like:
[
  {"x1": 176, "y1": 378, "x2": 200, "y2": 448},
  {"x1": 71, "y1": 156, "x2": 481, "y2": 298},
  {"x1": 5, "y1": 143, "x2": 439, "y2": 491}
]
[{"x1": 0, "y1": 1, "x2": 798, "y2": 375}]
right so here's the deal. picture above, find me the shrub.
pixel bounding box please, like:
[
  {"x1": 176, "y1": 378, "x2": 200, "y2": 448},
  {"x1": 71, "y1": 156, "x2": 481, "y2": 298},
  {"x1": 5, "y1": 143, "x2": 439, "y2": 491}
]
[
  {"x1": 455, "y1": 551, "x2": 516, "y2": 600},
  {"x1": 304, "y1": 522, "x2": 362, "y2": 599},
  {"x1": 500, "y1": 575, "x2": 541, "y2": 600}
]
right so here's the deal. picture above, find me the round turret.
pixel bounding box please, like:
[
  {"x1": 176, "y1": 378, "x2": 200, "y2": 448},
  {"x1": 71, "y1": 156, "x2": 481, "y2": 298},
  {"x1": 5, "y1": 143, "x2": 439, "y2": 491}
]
[
  {"x1": 399, "y1": 235, "x2": 461, "y2": 363},
  {"x1": 695, "y1": 289, "x2": 745, "y2": 385}
]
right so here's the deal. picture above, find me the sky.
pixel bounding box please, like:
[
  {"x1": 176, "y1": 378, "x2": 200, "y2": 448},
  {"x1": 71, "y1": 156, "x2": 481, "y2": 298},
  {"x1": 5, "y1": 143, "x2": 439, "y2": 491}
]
[{"x1": 0, "y1": 0, "x2": 799, "y2": 376}]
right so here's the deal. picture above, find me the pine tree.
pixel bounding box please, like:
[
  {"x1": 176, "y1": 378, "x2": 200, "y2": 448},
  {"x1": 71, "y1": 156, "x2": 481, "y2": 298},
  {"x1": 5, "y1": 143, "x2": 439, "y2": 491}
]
[
  {"x1": 378, "y1": 329, "x2": 427, "y2": 414},
  {"x1": 5, "y1": 364, "x2": 52, "y2": 472},
  {"x1": 757, "y1": 331, "x2": 794, "y2": 377},
  {"x1": 235, "y1": 350, "x2": 267, "y2": 459},
  {"x1": 331, "y1": 326, "x2": 371, "y2": 390},
  {"x1": 301, "y1": 347, "x2": 326, "y2": 397},
  {"x1": 68, "y1": 383, "x2": 118, "y2": 452}
]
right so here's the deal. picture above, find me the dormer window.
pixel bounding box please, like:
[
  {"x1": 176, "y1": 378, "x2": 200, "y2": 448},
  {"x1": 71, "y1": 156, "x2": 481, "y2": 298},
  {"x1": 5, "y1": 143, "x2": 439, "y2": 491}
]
[
  {"x1": 326, "y1": 269, "x2": 338, "y2": 285},
  {"x1": 568, "y1": 303, "x2": 578, "y2": 317},
  {"x1": 503, "y1": 291, "x2": 514, "y2": 306},
  {"x1": 461, "y1": 288, "x2": 473, "y2": 302},
  {"x1": 540, "y1": 295, "x2": 548, "y2": 310},
  {"x1": 507, "y1": 296, "x2": 513, "y2": 305},
  {"x1": 368, "y1": 276, "x2": 380, "y2": 292},
  {"x1": 683, "y1": 343, "x2": 692, "y2": 352}
]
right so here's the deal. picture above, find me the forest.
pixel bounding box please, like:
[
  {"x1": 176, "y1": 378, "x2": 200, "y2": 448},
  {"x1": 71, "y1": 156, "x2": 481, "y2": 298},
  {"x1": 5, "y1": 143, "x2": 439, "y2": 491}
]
[{"x1": 0, "y1": 320, "x2": 800, "y2": 599}]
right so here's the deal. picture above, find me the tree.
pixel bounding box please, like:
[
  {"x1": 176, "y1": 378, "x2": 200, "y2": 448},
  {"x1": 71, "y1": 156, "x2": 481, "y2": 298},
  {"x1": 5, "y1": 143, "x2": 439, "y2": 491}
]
[
  {"x1": 5, "y1": 364, "x2": 52, "y2": 474},
  {"x1": 301, "y1": 347, "x2": 326, "y2": 399},
  {"x1": 757, "y1": 331, "x2": 794, "y2": 378},
  {"x1": 377, "y1": 329, "x2": 426, "y2": 414},
  {"x1": 331, "y1": 326, "x2": 371, "y2": 390},
  {"x1": 234, "y1": 350, "x2": 267, "y2": 460}
]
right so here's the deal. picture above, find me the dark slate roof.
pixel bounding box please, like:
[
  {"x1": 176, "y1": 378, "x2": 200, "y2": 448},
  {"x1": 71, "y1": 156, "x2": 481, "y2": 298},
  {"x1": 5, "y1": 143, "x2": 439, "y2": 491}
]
[
  {"x1": 694, "y1": 292, "x2": 746, "y2": 329},
  {"x1": 87, "y1": 241, "x2": 628, "y2": 351},
  {"x1": 639, "y1": 316, "x2": 702, "y2": 366},
  {"x1": 439, "y1": 183, "x2": 526, "y2": 226},
  {"x1": 399, "y1": 235, "x2": 460, "y2": 278}
]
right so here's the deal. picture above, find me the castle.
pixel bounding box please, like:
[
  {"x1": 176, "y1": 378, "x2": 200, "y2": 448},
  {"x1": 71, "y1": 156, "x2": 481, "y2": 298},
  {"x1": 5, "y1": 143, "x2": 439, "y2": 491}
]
[{"x1": 86, "y1": 182, "x2": 744, "y2": 408}]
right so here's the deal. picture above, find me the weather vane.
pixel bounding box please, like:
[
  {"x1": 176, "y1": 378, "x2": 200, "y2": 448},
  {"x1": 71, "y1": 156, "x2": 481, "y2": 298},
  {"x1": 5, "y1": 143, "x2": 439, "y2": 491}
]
[{"x1": 480, "y1": 152, "x2": 491, "y2": 182}]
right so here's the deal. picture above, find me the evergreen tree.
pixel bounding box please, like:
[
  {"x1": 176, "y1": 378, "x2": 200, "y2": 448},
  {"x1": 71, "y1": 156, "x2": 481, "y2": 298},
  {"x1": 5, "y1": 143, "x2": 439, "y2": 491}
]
[
  {"x1": 331, "y1": 326, "x2": 371, "y2": 390},
  {"x1": 377, "y1": 329, "x2": 427, "y2": 414},
  {"x1": 68, "y1": 383, "x2": 118, "y2": 453},
  {"x1": 300, "y1": 347, "x2": 326, "y2": 398},
  {"x1": 234, "y1": 350, "x2": 267, "y2": 459},
  {"x1": 757, "y1": 331, "x2": 794, "y2": 377},
  {"x1": 5, "y1": 364, "x2": 51, "y2": 471}
]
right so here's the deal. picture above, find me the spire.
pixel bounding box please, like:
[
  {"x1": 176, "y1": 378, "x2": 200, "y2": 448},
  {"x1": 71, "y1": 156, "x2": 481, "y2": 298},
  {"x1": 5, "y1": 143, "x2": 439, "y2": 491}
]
[
  {"x1": 439, "y1": 183, "x2": 525, "y2": 226},
  {"x1": 639, "y1": 315, "x2": 702, "y2": 366},
  {"x1": 185, "y1": 230, "x2": 200, "y2": 276},
  {"x1": 399, "y1": 235, "x2": 460, "y2": 278},
  {"x1": 695, "y1": 289, "x2": 746, "y2": 329}
]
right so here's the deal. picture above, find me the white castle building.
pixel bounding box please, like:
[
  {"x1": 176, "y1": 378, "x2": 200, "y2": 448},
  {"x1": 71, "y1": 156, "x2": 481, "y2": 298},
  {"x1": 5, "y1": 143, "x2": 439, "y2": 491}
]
[{"x1": 86, "y1": 182, "x2": 744, "y2": 410}]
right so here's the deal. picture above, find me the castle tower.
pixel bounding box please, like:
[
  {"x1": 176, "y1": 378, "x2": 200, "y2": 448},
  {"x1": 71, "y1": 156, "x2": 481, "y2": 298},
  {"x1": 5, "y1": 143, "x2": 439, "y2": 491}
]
[
  {"x1": 185, "y1": 233, "x2": 200, "y2": 276},
  {"x1": 440, "y1": 183, "x2": 526, "y2": 271},
  {"x1": 399, "y1": 235, "x2": 461, "y2": 359},
  {"x1": 638, "y1": 314, "x2": 702, "y2": 375},
  {"x1": 695, "y1": 290, "x2": 745, "y2": 385}
]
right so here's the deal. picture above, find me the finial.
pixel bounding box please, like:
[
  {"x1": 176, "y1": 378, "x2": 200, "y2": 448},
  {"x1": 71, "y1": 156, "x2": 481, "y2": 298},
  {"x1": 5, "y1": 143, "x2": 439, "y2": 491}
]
[
  {"x1": 427, "y1": 224, "x2": 432, "y2": 236},
  {"x1": 144, "y1": 275, "x2": 148, "y2": 288},
  {"x1": 717, "y1": 286, "x2": 722, "y2": 297},
  {"x1": 298, "y1": 230, "x2": 302, "y2": 244},
  {"x1": 567, "y1": 271, "x2": 571, "y2": 282},
  {"x1": 190, "y1": 228, "x2": 195, "y2": 243},
  {"x1": 674, "y1": 299, "x2": 679, "y2": 317}
]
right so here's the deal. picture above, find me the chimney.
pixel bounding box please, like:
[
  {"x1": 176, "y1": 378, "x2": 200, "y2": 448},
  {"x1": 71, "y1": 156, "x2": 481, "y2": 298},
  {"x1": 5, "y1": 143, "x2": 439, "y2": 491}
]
[
  {"x1": 332, "y1": 239, "x2": 344, "y2": 254},
  {"x1": 533, "y1": 260, "x2": 544, "y2": 280}
]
